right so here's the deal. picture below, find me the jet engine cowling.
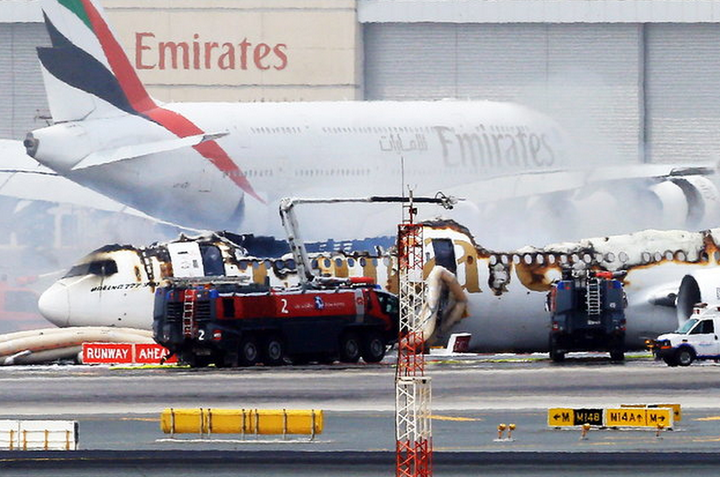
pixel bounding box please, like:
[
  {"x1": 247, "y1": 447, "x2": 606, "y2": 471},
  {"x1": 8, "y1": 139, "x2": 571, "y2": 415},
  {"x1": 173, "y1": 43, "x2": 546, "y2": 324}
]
[
  {"x1": 675, "y1": 269, "x2": 720, "y2": 325},
  {"x1": 664, "y1": 176, "x2": 720, "y2": 229}
]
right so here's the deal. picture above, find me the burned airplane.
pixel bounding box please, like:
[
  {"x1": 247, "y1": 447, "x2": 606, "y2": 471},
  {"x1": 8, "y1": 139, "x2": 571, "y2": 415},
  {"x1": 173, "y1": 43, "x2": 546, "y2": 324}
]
[{"x1": 37, "y1": 220, "x2": 720, "y2": 352}]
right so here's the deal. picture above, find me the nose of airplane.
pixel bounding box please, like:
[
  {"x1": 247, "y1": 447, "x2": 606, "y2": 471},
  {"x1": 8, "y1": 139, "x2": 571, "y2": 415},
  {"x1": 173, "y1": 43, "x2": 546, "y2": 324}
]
[{"x1": 38, "y1": 283, "x2": 70, "y2": 327}]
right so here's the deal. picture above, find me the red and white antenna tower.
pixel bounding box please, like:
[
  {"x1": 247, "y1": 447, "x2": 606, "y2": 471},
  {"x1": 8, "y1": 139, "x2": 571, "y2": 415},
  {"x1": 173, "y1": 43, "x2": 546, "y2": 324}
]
[{"x1": 395, "y1": 190, "x2": 433, "y2": 477}]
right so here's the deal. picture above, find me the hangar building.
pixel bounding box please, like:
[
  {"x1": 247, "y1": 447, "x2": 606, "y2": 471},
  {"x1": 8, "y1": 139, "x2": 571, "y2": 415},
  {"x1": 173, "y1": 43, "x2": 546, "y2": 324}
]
[{"x1": 1, "y1": 0, "x2": 720, "y2": 166}]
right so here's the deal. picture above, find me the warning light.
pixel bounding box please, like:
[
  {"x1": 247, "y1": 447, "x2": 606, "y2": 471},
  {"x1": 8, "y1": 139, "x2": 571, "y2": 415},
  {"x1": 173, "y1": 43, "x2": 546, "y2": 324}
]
[{"x1": 580, "y1": 423, "x2": 591, "y2": 440}]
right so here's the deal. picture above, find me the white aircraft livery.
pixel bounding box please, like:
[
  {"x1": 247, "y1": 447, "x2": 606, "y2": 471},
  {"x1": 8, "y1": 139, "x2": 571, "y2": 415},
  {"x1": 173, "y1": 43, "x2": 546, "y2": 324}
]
[
  {"x1": 24, "y1": 0, "x2": 720, "y2": 246},
  {"x1": 37, "y1": 221, "x2": 720, "y2": 354}
]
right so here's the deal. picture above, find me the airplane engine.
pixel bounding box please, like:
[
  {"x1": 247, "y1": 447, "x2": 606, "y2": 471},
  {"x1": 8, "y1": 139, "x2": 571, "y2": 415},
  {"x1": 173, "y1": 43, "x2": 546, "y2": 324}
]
[
  {"x1": 675, "y1": 269, "x2": 720, "y2": 325},
  {"x1": 655, "y1": 176, "x2": 720, "y2": 228}
]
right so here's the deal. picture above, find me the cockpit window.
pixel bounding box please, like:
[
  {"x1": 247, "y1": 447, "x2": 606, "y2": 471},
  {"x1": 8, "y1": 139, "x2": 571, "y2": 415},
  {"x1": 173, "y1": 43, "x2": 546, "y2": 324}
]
[
  {"x1": 676, "y1": 318, "x2": 698, "y2": 334},
  {"x1": 63, "y1": 259, "x2": 118, "y2": 278}
]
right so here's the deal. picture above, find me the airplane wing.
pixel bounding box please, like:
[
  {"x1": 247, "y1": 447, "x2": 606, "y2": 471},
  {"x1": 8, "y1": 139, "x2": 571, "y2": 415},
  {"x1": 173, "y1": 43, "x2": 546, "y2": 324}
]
[{"x1": 446, "y1": 163, "x2": 717, "y2": 204}]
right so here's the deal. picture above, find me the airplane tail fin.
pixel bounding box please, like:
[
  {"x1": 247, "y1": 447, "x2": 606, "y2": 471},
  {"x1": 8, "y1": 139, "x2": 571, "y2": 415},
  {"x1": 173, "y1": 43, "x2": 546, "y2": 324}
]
[{"x1": 37, "y1": 0, "x2": 157, "y2": 122}]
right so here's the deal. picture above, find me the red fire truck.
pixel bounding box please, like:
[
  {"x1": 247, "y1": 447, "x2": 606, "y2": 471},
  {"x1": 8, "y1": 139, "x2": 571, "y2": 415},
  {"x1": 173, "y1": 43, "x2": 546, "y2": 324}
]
[{"x1": 153, "y1": 277, "x2": 399, "y2": 367}]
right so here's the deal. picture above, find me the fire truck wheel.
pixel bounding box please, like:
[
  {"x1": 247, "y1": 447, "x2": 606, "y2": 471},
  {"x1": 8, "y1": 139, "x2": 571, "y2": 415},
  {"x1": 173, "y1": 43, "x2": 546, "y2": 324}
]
[
  {"x1": 238, "y1": 336, "x2": 259, "y2": 367},
  {"x1": 610, "y1": 349, "x2": 625, "y2": 362},
  {"x1": 263, "y1": 335, "x2": 285, "y2": 366},
  {"x1": 361, "y1": 332, "x2": 386, "y2": 363},
  {"x1": 339, "y1": 332, "x2": 361, "y2": 363}
]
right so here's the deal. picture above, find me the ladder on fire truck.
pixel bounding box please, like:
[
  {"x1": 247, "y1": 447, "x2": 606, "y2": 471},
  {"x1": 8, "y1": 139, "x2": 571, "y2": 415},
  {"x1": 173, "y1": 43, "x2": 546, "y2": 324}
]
[
  {"x1": 585, "y1": 275, "x2": 602, "y2": 316},
  {"x1": 182, "y1": 289, "x2": 196, "y2": 337}
]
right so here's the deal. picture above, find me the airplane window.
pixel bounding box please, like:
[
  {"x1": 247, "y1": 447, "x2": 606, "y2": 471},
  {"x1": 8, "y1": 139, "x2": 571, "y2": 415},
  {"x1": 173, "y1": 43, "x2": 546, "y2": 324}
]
[
  {"x1": 571, "y1": 254, "x2": 579, "y2": 263},
  {"x1": 547, "y1": 255, "x2": 556, "y2": 264},
  {"x1": 618, "y1": 252, "x2": 629, "y2": 263},
  {"x1": 200, "y1": 245, "x2": 224, "y2": 276},
  {"x1": 641, "y1": 252, "x2": 651, "y2": 263},
  {"x1": 523, "y1": 255, "x2": 532, "y2": 265},
  {"x1": 348, "y1": 258, "x2": 355, "y2": 267},
  {"x1": 286, "y1": 259, "x2": 296, "y2": 270},
  {"x1": 323, "y1": 258, "x2": 331, "y2": 268},
  {"x1": 675, "y1": 251, "x2": 686, "y2": 261},
  {"x1": 665, "y1": 251, "x2": 674, "y2": 261},
  {"x1": 359, "y1": 258, "x2": 366, "y2": 267},
  {"x1": 654, "y1": 252, "x2": 662, "y2": 262},
  {"x1": 560, "y1": 255, "x2": 568, "y2": 264},
  {"x1": 500, "y1": 255, "x2": 509, "y2": 265},
  {"x1": 582, "y1": 254, "x2": 592, "y2": 264},
  {"x1": 512, "y1": 255, "x2": 520, "y2": 264},
  {"x1": 275, "y1": 260, "x2": 285, "y2": 269},
  {"x1": 605, "y1": 252, "x2": 615, "y2": 263},
  {"x1": 311, "y1": 259, "x2": 318, "y2": 269},
  {"x1": 536, "y1": 255, "x2": 544, "y2": 264},
  {"x1": 335, "y1": 258, "x2": 343, "y2": 267}
]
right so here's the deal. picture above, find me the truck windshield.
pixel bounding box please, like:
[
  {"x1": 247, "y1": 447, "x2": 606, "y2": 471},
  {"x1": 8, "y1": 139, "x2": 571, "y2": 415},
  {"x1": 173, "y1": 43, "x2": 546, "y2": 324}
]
[{"x1": 676, "y1": 318, "x2": 698, "y2": 334}]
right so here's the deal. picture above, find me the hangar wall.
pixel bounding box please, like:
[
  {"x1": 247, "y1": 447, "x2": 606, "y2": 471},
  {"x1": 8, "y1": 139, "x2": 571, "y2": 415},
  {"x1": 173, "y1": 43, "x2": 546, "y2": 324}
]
[
  {"x1": 0, "y1": 22, "x2": 49, "y2": 140},
  {"x1": 1, "y1": 0, "x2": 720, "y2": 168},
  {"x1": 645, "y1": 24, "x2": 720, "y2": 164},
  {"x1": 364, "y1": 23, "x2": 643, "y2": 165}
]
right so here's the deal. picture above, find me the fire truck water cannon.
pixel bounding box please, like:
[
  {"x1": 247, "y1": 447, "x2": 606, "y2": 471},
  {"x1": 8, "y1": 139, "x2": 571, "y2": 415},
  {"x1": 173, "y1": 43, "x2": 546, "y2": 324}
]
[{"x1": 278, "y1": 193, "x2": 459, "y2": 290}]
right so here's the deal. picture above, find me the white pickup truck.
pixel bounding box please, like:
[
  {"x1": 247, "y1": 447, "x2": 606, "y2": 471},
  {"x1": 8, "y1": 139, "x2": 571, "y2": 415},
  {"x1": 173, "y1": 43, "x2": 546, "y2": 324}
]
[{"x1": 650, "y1": 307, "x2": 720, "y2": 366}]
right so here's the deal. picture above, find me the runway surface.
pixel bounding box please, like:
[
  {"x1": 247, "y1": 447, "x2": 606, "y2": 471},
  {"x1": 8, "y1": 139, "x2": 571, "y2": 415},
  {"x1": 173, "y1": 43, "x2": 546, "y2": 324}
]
[{"x1": 0, "y1": 352, "x2": 719, "y2": 475}]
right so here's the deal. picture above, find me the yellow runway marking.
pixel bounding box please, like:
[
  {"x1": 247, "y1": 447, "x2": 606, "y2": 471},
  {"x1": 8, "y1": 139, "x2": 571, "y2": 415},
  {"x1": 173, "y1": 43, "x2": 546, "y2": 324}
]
[
  {"x1": 695, "y1": 416, "x2": 720, "y2": 421},
  {"x1": 430, "y1": 415, "x2": 483, "y2": 422}
]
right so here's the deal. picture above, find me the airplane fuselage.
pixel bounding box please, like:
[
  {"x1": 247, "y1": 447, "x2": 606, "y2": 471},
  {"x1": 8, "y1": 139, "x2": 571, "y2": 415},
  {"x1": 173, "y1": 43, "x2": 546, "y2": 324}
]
[
  {"x1": 30, "y1": 100, "x2": 567, "y2": 237},
  {"x1": 39, "y1": 222, "x2": 719, "y2": 352}
]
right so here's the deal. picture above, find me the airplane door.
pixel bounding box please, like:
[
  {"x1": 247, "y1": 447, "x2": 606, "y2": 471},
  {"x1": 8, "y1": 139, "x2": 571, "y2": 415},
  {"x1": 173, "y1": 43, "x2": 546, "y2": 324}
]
[
  {"x1": 431, "y1": 239, "x2": 457, "y2": 275},
  {"x1": 167, "y1": 242, "x2": 205, "y2": 278}
]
